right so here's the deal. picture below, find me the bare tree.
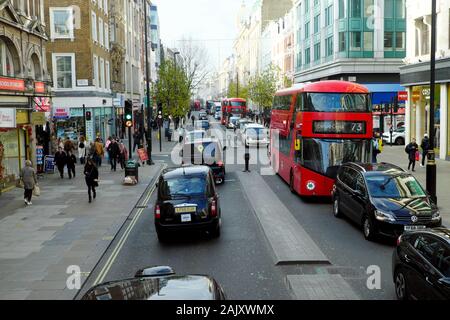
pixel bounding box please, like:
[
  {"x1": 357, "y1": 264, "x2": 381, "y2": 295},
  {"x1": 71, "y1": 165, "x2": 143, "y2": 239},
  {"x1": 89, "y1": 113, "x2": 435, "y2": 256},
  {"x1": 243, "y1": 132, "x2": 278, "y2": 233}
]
[{"x1": 177, "y1": 37, "x2": 211, "y2": 94}]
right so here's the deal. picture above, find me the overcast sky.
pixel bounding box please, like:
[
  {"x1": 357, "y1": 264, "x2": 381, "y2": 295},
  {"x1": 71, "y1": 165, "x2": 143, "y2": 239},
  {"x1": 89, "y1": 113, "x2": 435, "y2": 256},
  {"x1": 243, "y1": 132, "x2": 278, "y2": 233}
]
[{"x1": 156, "y1": 0, "x2": 249, "y2": 72}]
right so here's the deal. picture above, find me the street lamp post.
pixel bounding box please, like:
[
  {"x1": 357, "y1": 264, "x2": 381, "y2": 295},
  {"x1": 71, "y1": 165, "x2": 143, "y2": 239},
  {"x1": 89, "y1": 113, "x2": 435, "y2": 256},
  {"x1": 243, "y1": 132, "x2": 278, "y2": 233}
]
[
  {"x1": 143, "y1": 0, "x2": 154, "y2": 165},
  {"x1": 426, "y1": 0, "x2": 437, "y2": 203}
]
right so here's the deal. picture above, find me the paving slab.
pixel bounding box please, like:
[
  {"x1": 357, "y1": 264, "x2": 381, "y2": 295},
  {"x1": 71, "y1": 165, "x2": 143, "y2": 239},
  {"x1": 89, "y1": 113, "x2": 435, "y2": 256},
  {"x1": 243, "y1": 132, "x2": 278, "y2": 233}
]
[
  {"x1": 237, "y1": 171, "x2": 329, "y2": 265},
  {"x1": 286, "y1": 274, "x2": 360, "y2": 300}
]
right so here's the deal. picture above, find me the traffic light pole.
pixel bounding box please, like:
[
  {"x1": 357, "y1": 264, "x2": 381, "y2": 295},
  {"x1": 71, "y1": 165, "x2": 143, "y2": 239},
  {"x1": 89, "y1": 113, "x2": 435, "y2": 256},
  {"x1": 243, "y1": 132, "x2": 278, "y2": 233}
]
[
  {"x1": 82, "y1": 104, "x2": 86, "y2": 138},
  {"x1": 128, "y1": 126, "x2": 132, "y2": 161}
]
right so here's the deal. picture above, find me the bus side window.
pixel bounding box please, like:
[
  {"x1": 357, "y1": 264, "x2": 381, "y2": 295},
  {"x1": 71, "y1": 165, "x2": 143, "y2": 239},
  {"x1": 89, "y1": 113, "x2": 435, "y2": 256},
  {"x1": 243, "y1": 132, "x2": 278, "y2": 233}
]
[{"x1": 295, "y1": 93, "x2": 304, "y2": 112}]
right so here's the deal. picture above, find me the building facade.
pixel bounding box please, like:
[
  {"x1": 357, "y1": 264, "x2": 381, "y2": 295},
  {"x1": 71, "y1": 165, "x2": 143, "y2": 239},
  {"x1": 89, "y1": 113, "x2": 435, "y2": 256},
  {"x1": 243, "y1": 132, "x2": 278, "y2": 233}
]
[
  {"x1": 294, "y1": 0, "x2": 406, "y2": 111},
  {"x1": 0, "y1": 0, "x2": 51, "y2": 193},
  {"x1": 400, "y1": 0, "x2": 450, "y2": 160},
  {"x1": 45, "y1": 0, "x2": 113, "y2": 143}
]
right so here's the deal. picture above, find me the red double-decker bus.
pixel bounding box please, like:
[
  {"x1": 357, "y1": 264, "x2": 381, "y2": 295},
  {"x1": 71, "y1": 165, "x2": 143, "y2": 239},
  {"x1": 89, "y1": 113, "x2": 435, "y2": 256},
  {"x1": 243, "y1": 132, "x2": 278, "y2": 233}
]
[
  {"x1": 270, "y1": 80, "x2": 373, "y2": 196},
  {"x1": 221, "y1": 98, "x2": 247, "y2": 126}
]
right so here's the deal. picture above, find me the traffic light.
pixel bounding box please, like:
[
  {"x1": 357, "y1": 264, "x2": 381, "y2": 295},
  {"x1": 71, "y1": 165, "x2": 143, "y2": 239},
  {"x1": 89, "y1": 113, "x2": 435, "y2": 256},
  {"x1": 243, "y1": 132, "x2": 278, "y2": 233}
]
[
  {"x1": 393, "y1": 97, "x2": 399, "y2": 113},
  {"x1": 384, "y1": 104, "x2": 390, "y2": 113},
  {"x1": 125, "y1": 100, "x2": 133, "y2": 128},
  {"x1": 85, "y1": 111, "x2": 91, "y2": 121}
]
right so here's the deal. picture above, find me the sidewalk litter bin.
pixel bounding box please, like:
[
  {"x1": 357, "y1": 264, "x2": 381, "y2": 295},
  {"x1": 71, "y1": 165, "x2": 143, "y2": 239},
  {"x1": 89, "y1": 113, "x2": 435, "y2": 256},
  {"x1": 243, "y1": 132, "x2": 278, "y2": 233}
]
[{"x1": 125, "y1": 160, "x2": 139, "y2": 182}]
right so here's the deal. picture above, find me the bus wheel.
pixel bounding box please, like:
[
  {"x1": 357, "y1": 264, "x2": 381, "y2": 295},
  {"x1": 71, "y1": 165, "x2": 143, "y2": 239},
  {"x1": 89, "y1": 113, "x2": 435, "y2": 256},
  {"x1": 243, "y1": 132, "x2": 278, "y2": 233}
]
[{"x1": 289, "y1": 173, "x2": 295, "y2": 194}]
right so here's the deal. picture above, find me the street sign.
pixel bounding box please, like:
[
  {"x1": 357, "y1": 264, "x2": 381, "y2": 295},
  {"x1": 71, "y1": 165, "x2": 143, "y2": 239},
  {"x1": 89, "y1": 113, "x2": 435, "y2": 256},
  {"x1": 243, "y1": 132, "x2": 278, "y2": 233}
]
[{"x1": 398, "y1": 91, "x2": 408, "y2": 101}]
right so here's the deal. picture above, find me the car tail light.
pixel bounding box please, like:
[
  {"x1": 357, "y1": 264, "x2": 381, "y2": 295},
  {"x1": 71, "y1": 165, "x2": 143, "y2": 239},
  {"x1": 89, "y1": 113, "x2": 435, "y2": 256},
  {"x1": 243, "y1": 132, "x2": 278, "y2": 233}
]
[
  {"x1": 211, "y1": 200, "x2": 217, "y2": 217},
  {"x1": 155, "y1": 205, "x2": 161, "y2": 219}
]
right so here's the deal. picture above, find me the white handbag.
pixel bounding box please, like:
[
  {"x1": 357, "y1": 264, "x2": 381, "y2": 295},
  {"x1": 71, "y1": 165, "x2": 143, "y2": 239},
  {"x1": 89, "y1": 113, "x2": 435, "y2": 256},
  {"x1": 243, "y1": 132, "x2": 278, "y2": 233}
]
[{"x1": 33, "y1": 185, "x2": 41, "y2": 197}]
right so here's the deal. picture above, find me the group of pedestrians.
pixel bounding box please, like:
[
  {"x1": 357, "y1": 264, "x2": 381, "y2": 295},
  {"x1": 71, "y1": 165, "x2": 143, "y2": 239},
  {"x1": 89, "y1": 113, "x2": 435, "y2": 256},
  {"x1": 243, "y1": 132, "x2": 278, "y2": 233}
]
[{"x1": 404, "y1": 134, "x2": 431, "y2": 172}]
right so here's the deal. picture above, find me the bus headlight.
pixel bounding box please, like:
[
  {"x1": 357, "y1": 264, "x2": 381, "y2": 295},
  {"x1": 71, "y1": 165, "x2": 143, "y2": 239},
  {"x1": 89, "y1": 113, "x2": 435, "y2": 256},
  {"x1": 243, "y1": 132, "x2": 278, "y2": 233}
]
[{"x1": 306, "y1": 181, "x2": 316, "y2": 191}]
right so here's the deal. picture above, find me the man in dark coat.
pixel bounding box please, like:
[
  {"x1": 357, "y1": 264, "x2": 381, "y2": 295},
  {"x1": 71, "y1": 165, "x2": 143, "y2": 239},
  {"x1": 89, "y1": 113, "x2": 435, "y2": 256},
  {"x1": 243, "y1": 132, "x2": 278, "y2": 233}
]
[
  {"x1": 405, "y1": 138, "x2": 419, "y2": 172},
  {"x1": 107, "y1": 138, "x2": 120, "y2": 172},
  {"x1": 54, "y1": 147, "x2": 67, "y2": 179},
  {"x1": 67, "y1": 151, "x2": 77, "y2": 179},
  {"x1": 420, "y1": 134, "x2": 430, "y2": 167},
  {"x1": 84, "y1": 157, "x2": 99, "y2": 203}
]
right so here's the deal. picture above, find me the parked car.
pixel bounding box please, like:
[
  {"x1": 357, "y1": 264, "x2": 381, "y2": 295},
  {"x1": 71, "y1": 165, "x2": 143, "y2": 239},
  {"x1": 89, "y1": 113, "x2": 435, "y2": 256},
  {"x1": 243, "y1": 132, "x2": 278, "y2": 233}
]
[
  {"x1": 392, "y1": 227, "x2": 450, "y2": 300},
  {"x1": 332, "y1": 162, "x2": 442, "y2": 241},
  {"x1": 382, "y1": 127, "x2": 406, "y2": 145},
  {"x1": 180, "y1": 138, "x2": 226, "y2": 184},
  {"x1": 82, "y1": 266, "x2": 226, "y2": 300},
  {"x1": 154, "y1": 166, "x2": 222, "y2": 241},
  {"x1": 241, "y1": 124, "x2": 269, "y2": 147}
]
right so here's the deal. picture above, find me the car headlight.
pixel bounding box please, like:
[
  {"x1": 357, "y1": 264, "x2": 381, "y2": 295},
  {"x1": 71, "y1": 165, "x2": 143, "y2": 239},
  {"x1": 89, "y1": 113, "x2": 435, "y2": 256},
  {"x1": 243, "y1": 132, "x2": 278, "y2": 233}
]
[
  {"x1": 432, "y1": 211, "x2": 441, "y2": 221},
  {"x1": 375, "y1": 210, "x2": 396, "y2": 222}
]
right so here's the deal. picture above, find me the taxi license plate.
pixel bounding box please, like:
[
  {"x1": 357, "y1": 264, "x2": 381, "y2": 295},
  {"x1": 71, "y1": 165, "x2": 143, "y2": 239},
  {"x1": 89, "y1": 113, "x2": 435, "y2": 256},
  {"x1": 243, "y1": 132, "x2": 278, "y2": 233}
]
[
  {"x1": 175, "y1": 207, "x2": 196, "y2": 213},
  {"x1": 404, "y1": 225, "x2": 426, "y2": 231},
  {"x1": 181, "y1": 214, "x2": 192, "y2": 223}
]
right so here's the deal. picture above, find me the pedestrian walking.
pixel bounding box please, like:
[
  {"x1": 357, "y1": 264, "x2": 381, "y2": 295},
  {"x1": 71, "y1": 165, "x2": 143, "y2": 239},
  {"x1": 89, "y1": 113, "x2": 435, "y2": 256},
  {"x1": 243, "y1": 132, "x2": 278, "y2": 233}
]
[
  {"x1": 84, "y1": 157, "x2": 99, "y2": 203},
  {"x1": 405, "y1": 138, "x2": 419, "y2": 172},
  {"x1": 118, "y1": 140, "x2": 128, "y2": 169},
  {"x1": 78, "y1": 136, "x2": 87, "y2": 164},
  {"x1": 64, "y1": 138, "x2": 75, "y2": 154},
  {"x1": 191, "y1": 115, "x2": 195, "y2": 127},
  {"x1": 94, "y1": 138, "x2": 104, "y2": 167},
  {"x1": 133, "y1": 131, "x2": 141, "y2": 152},
  {"x1": 372, "y1": 133, "x2": 381, "y2": 163},
  {"x1": 20, "y1": 160, "x2": 38, "y2": 206},
  {"x1": 67, "y1": 151, "x2": 77, "y2": 179},
  {"x1": 54, "y1": 147, "x2": 67, "y2": 179},
  {"x1": 420, "y1": 133, "x2": 430, "y2": 167},
  {"x1": 107, "y1": 138, "x2": 120, "y2": 171},
  {"x1": 105, "y1": 136, "x2": 112, "y2": 166}
]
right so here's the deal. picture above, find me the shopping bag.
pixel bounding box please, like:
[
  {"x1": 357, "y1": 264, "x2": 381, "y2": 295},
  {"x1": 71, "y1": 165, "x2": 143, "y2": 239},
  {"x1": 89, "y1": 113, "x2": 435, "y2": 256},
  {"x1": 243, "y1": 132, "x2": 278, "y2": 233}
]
[
  {"x1": 33, "y1": 185, "x2": 41, "y2": 197},
  {"x1": 415, "y1": 151, "x2": 420, "y2": 161}
]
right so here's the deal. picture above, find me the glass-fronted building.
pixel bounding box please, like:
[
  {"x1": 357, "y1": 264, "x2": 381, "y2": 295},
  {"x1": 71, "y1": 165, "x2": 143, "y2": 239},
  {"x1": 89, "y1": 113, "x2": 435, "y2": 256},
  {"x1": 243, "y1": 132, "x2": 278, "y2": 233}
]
[{"x1": 293, "y1": 0, "x2": 406, "y2": 109}]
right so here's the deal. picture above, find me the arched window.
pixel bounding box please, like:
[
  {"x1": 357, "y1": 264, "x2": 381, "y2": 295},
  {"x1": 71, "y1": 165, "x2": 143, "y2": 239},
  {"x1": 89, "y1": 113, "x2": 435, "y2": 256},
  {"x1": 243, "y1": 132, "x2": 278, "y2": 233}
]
[
  {"x1": 0, "y1": 39, "x2": 15, "y2": 77},
  {"x1": 29, "y1": 54, "x2": 42, "y2": 80}
]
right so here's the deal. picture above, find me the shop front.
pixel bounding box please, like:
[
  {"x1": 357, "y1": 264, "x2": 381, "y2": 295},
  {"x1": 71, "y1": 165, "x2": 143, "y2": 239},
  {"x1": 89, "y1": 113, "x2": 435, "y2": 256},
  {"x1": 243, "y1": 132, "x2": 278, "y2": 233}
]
[{"x1": 400, "y1": 57, "x2": 450, "y2": 161}]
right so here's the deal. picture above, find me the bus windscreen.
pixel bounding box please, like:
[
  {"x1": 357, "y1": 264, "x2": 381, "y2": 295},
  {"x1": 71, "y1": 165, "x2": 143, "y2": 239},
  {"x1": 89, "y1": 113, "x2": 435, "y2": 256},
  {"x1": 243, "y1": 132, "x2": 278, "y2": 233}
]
[{"x1": 304, "y1": 93, "x2": 370, "y2": 112}]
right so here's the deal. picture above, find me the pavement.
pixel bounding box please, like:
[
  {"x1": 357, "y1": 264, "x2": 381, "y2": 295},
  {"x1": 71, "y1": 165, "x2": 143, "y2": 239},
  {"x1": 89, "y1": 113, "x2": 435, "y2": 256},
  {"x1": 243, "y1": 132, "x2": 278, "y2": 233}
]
[
  {"x1": 0, "y1": 132, "x2": 176, "y2": 300},
  {"x1": 378, "y1": 145, "x2": 450, "y2": 226}
]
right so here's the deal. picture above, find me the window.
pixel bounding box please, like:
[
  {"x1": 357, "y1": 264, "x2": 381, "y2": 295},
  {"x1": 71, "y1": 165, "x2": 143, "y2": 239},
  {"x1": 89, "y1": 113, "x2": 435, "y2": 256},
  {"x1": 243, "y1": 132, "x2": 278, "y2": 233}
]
[
  {"x1": 314, "y1": 14, "x2": 320, "y2": 33},
  {"x1": 363, "y1": 0, "x2": 373, "y2": 17},
  {"x1": 339, "y1": 0, "x2": 345, "y2": 18},
  {"x1": 325, "y1": 36, "x2": 333, "y2": 56},
  {"x1": 279, "y1": 130, "x2": 293, "y2": 156},
  {"x1": 0, "y1": 39, "x2": 15, "y2": 76},
  {"x1": 339, "y1": 32, "x2": 346, "y2": 51},
  {"x1": 385, "y1": 0, "x2": 393, "y2": 18},
  {"x1": 99, "y1": 17, "x2": 104, "y2": 46},
  {"x1": 350, "y1": 32, "x2": 361, "y2": 50},
  {"x1": 273, "y1": 95, "x2": 292, "y2": 110},
  {"x1": 366, "y1": 175, "x2": 427, "y2": 198},
  {"x1": 92, "y1": 12, "x2": 97, "y2": 42},
  {"x1": 355, "y1": 174, "x2": 367, "y2": 195},
  {"x1": 305, "y1": 0, "x2": 309, "y2": 13},
  {"x1": 350, "y1": 0, "x2": 361, "y2": 18},
  {"x1": 384, "y1": 32, "x2": 393, "y2": 51},
  {"x1": 54, "y1": 54, "x2": 74, "y2": 89},
  {"x1": 396, "y1": 32, "x2": 405, "y2": 50},
  {"x1": 364, "y1": 32, "x2": 373, "y2": 51},
  {"x1": 395, "y1": 0, "x2": 405, "y2": 18},
  {"x1": 93, "y1": 55, "x2": 98, "y2": 87},
  {"x1": 296, "y1": 52, "x2": 302, "y2": 69},
  {"x1": 104, "y1": 23, "x2": 109, "y2": 50},
  {"x1": 305, "y1": 21, "x2": 310, "y2": 39},
  {"x1": 433, "y1": 242, "x2": 450, "y2": 277},
  {"x1": 325, "y1": 5, "x2": 333, "y2": 26},
  {"x1": 304, "y1": 93, "x2": 370, "y2": 112},
  {"x1": 414, "y1": 236, "x2": 440, "y2": 263},
  {"x1": 304, "y1": 47, "x2": 311, "y2": 64},
  {"x1": 100, "y1": 58, "x2": 105, "y2": 89},
  {"x1": 105, "y1": 61, "x2": 110, "y2": 90},
  {"x1": 50, "y1": 8, "x2": 74, "y2": 39},
  {"x1": 295, "y1": 94, "x2": 304, "y2": 112},
  {"x1": 314, "y1": 42, "x2": 321, "y2": 61}
]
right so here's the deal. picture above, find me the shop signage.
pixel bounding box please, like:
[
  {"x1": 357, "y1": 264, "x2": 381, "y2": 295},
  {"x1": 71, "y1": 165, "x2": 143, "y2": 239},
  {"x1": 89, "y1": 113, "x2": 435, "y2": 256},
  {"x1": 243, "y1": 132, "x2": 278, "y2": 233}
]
[
  {"x1": 422, "y1": 88, "x2": 430, "y2": 99},
  {"x1": 36, "y1": 146, "x2": 44, "y2": 165},
  {"x1": 31, "y1": 112, "x2": 46, "y2": 125},
  {"x1": 398, "y1": 91, "x2": 408, "y2": 101},
  {"x1": 0, "y1": 77, "x2": 25, "y2": 92},
  {"x1": 54, "y1": 108, "x2": 69, "y2": 119},
  {"x1": 0, "y1": 108, "x2": 16, "y2": 128},
  {"x1": 412, "y1": 90, "x2": 420, "y2": 101},
  {"x1": 70, "y1": 108, "x2": 84, "y2": 117},
  {"x1": 16, "y1": 110, "x2": 28, "y2": 124},
  {"x1": 34, "y1": 97, "x2": 51, "y2": 112},
  {"x1": 77, "y1": 79, "x2": 89, "y2": 86},
  {"x1": 34, "y1": 82, "x2": 45, "y2": 93}
]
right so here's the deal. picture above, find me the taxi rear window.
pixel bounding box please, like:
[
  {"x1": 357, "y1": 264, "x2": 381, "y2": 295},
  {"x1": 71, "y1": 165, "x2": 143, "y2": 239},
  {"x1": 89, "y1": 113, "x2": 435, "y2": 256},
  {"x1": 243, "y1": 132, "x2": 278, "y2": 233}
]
[{"x1": 160, "y1": 177, "x2": 206, "y2": 198}]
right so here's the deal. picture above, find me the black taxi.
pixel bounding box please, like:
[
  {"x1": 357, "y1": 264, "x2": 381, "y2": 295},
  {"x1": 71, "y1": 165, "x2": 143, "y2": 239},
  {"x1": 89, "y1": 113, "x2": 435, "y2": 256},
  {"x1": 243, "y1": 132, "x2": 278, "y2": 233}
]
[{"x1": 154, "y1": 166, "x2": 222, "y2": 241}]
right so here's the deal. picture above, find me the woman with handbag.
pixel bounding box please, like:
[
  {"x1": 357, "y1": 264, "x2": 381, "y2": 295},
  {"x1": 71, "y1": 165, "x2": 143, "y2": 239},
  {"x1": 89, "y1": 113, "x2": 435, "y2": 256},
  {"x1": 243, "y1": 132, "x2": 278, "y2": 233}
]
[
  {"x1": 78, "y1": 136, "x2": 87, "y2": 164},
  {"x1": 84, "y1": 157, "x2": 99, "y2": 203},
  {"x1": 20, "y1": 160, "x2": 38, "y2": 206}
]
